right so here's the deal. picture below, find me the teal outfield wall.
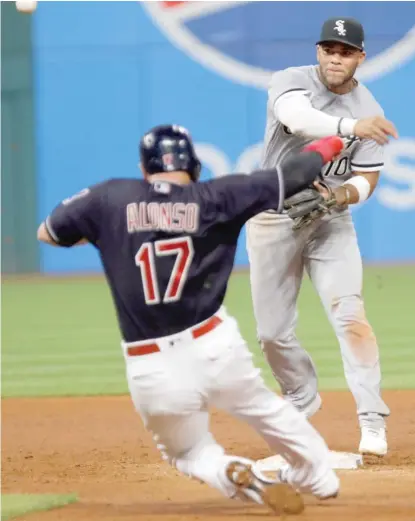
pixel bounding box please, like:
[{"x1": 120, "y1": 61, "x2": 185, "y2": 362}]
[{"x1": 1, "y1": 2, "x2": 38, "y2": 274}]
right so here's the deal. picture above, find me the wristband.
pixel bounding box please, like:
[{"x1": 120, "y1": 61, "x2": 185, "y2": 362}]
[
  {"x1": 343, "y1": 176, "x2": 371, "y2": 202},
  {"x1": 338, "y1": 117, "x2": 357, "y2": 137}
]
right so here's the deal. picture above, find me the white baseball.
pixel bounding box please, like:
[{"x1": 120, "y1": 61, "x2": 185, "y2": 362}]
[{"x1": 16, "y1": 1, "x2": 38, "y2": 13}]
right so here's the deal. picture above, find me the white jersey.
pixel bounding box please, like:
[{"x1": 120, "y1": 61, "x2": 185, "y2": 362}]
[{"x1": 262, "y1": 65, "x2": 385, "y2": 190}]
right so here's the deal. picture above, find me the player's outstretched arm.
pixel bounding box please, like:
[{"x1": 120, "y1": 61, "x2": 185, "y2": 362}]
[
  {"x1": 211, "y1": 136, "x2": 344, "y2": 225},
  {"x1": 275, "y1": 91, "x2": 398, "y2": 145},
  {"x1": 281, "y1": 136, "x2": 344, "y2": 198}
]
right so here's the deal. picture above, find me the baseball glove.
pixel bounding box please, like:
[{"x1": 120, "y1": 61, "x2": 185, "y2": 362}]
[{"x1": 283, "y1": 181, "x2": 338, "y2": 231}]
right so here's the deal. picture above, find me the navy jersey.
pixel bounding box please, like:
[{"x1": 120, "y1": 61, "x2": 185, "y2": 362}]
[{"x1": 46, "y1": 170, "x2": 283, "y2": 342}]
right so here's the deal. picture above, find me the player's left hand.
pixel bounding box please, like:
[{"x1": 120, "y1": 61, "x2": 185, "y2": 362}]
[{"x1": 283, "y1": 181, "x2": 338, "y2": 230}]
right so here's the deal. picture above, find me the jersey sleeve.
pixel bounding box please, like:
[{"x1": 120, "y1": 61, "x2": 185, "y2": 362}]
[
  {"x1": 350, "y1": 139, "x2": 384, "y2": 173},
  {"x1": 45, "y1": 182, "x2": 107, "y2": 247},
  {"x1": 268, "y1": 68, "x2": 312, "y2": 108},
  {"x1": 350, "y1": 92, "x2": 385, "y2": 173},
  {"x1": 204, "y1": 169, "x2": 284, "y2": 225}
]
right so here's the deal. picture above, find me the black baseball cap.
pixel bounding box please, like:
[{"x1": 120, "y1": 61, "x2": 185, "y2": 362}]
[{"x1": 317, "y1": 17, "x2": 365, "y2": 51}]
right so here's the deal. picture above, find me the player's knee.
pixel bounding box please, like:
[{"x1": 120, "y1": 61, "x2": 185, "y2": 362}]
[
  {"x1": 259, "y1": 332, "x2": 294, "y2": 352},
  {"x1": 331, "y1": 295, "x2": 377, "y2": 349},
  {"x1": 261, "y1": 339, "x2": 281, "y2": 359}
]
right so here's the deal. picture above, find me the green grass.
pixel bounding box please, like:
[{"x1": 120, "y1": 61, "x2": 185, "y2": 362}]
[
  {"x1": 1, "y1": 494, "x2": 77, "y2": 520},
  {"x1": 2, "y1": 266, "x2": 415, "y2": 397}
]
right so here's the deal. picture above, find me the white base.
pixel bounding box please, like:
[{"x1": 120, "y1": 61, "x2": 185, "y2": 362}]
[{"x1": 255, "y1": 450, "x2": 363, "y2": 472}]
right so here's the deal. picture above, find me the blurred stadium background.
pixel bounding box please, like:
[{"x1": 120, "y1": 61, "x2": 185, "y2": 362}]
[{"x1": 2, "y1": 1, "x2": 415, "y2": 398}]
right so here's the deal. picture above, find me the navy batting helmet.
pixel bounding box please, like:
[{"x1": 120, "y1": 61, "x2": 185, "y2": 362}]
[{"x1": 139, "y1": 124, "x2": 201, "y2": 182}]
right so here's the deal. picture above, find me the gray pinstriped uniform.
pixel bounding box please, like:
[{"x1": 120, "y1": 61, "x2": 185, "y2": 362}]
[{"x1": 247, "y1": 65, "x2": 390, "y2": 426}]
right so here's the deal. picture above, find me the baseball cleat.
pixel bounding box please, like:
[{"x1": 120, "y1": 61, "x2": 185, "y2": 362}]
[
  {"x1": 226, "y1": 461, "x2": 304, "y2": 515},
  {"x1": 359, "y1": 426, "x2": 387, "y2": 457},
  {"x1": 278, "y1": 463, "x2": 339, "y2": 501},
  {"x1": 319, "y1": 490, "x2": 339, "y2": 500}
]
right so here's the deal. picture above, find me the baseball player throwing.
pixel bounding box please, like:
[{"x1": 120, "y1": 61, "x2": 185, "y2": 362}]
[
  {"x1": 38, "y1": 125, "x2": 344, "y2": 515},
  {"x1": 247, "y1": 17, "x2": 398, "y2": 458}
]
